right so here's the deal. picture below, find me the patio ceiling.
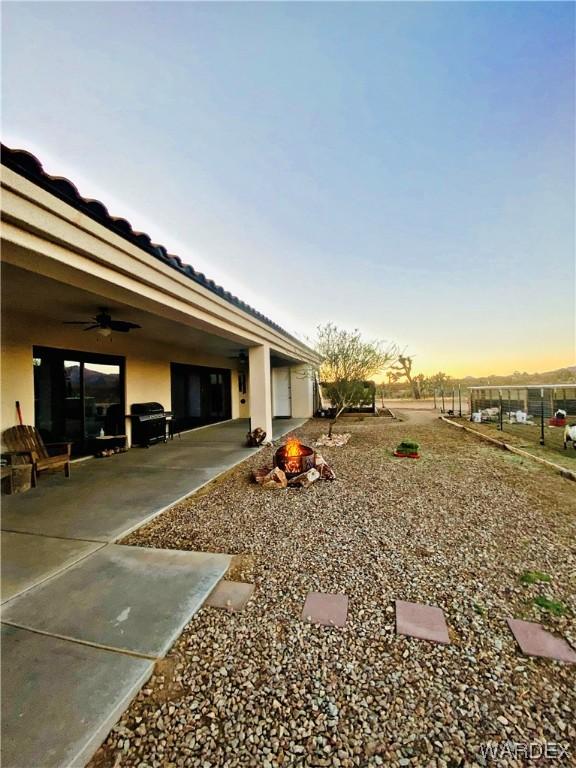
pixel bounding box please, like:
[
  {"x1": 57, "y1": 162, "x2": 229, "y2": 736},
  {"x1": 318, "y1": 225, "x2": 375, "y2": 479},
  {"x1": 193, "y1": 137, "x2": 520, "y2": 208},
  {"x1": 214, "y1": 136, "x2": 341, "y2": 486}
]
[{"x1": 2, "y1": 262, "x2": 251, "y2": 359}]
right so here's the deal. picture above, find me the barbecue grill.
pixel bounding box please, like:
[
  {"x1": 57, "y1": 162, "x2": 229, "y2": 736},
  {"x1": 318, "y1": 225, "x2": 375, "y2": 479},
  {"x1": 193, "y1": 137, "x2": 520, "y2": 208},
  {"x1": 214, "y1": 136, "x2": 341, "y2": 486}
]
[{"x1": 130, "y1": 402, "x2": 167, "y2": 447}]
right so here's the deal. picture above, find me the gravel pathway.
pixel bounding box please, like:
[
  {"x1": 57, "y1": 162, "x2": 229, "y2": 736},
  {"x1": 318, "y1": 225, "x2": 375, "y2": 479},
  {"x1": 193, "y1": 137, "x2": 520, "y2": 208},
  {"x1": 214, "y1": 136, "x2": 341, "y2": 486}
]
[{"x1": 91, "y1": 414, "x2": 575, "y2": 768}]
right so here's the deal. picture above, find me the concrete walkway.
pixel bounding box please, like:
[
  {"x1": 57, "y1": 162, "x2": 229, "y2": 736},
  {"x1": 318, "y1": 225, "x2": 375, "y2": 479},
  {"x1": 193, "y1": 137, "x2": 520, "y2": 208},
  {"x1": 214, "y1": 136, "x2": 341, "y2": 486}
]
[{"x1": 1, "y1": 417, "x2": 305, "y2": 768}]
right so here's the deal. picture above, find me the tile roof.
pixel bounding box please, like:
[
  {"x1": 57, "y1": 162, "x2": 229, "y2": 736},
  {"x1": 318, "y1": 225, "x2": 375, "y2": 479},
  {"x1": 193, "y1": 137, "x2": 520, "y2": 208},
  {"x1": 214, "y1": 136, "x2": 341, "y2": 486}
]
[{"x1": 1, "y1": 144, "x2": 305, "y2": 347}]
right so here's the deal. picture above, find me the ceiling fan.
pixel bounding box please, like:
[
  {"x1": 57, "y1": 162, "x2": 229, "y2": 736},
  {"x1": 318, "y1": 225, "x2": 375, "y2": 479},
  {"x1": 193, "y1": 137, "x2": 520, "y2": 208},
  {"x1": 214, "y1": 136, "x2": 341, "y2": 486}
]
[
  {"x1": 63, "y1": 309, "x2": 141, "y2": 336},
  {"x1": 225, "y1": 349, "x2": 248, "y2": 365}
]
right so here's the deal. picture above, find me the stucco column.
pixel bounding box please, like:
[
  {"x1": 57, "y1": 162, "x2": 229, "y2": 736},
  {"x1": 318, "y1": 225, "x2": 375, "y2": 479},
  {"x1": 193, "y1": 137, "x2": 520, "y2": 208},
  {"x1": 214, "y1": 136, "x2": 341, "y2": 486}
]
[
  {"x1": 230, "y1": 370, "x2": 240, "y2": 419},
  {"x1": 248, "y1": 344, "x2": 273, "y2": 441},
  {"x1": 290, "y1": 364, "x2": 314, "y2": 418}
]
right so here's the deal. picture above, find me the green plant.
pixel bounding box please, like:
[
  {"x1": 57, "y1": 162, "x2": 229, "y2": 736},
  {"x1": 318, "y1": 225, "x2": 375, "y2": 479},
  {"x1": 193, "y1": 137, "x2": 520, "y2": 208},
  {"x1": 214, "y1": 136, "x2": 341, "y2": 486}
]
[
  {"x1": 520, "y1": 570, "x2": 552, "y2": 585},
  {"x1": 314, "y1": 323, "x2": 397, "y2": 436},
  {"x1": 533, "y1": 596, "x2": 567, "y2": 616},
  {"x1": 397, "y1": 439, "x2": 419, "y2": 452},
  {"x1": 473, "y1": 602, "x2": 486, "y2": 616}
]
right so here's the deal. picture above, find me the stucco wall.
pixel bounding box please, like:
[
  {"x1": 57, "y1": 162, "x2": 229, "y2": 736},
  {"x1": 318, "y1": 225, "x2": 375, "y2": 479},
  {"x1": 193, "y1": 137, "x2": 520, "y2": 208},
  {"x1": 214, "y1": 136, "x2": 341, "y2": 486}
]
[
  {"x1": 230, "y1": 370, "x2": 240, "y2": 420},
  {"x1": 1, "y1": 339, "x2": 35, "y2": 429},
  {"x1": 290, "y1": 365, "x2": 314, "y2": 418}
]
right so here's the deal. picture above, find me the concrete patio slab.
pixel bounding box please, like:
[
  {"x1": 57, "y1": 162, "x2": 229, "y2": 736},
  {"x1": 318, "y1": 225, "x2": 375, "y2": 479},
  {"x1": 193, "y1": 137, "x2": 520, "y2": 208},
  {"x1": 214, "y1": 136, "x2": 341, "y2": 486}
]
[
  {"x1": 1, "y1": 465, "x2": 220, "y2": 542},
  {"x1": 507, "y1": 618, "x2": 576, "y2": 664},
  {"x1": 123, "y1": 446, "x2": 257, "y2": 471},
  {"x1": 0, "y1": 624, "x2": 153, "y2": 768},
  {"x1": 2, "y1": 544, "x2": 231, "y2": 657},
  {"x1": 1, "y1": 531, "x2": 104, "y2": 604},
  {"x1": 395, "y1": 600, "x2": 450, "y2": 644},
  {"x1": 1, "y1": 418, "x2": 306, "y2": 543},
  {"x1": 302, "y1": 592, "x2": 349, "y2": 627},
  {"x1": 206, "y1": 580, "x2": 255, "y2": 612}
]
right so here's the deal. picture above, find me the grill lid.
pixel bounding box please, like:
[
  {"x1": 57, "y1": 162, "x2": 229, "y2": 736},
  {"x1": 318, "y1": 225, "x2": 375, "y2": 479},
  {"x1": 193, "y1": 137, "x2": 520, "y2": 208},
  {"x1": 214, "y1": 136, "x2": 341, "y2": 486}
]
[{"x1": 131, "y1": 402, "x2": 165, "y2": 415}]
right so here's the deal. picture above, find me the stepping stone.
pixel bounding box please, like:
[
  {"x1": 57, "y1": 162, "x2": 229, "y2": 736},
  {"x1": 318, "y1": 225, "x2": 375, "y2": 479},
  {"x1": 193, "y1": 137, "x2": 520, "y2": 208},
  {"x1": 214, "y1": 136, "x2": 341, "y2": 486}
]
[
  {"x1": 302, "y1": 592, "x2": 348, "y2": 627},
  {"x1": 395, "y1": 600, "x2": 450, "y2": 644},
  {"x1": 206, "y1": 580, "x2": 255, "y2": 612},
  {"x1": 507, "y1": 619, "x2": 576, "y2": 664}
]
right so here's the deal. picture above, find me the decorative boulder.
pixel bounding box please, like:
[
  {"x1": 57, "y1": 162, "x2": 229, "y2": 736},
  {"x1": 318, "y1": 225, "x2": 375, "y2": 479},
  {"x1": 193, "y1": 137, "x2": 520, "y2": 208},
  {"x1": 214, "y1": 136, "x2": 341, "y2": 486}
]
[
  {"x1": 260, "y1": 466, "x2": 288, "y2": 489},
  {"x1": 314, "y1": 452, "x2": 336, "y2": 480},
  {"x1": 318, "y1": 462, "x2": 336, "y2": 480},
  {"x1": 253, "y1": 466, "x2": 273, "y2": 484},
  {"x1": 288, "y1": 467, "x2": 320, "y2": 488}
]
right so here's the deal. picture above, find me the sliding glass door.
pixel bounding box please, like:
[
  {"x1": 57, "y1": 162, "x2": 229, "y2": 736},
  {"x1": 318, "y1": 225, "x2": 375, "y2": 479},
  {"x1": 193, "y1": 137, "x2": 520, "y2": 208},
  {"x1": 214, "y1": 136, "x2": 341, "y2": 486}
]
[
  {"x1": 33, "y1": 347, "x2": 124, "y2": 456},
  {"x1": 171, "y1": 363, "x2": 231, "y2": 431}
]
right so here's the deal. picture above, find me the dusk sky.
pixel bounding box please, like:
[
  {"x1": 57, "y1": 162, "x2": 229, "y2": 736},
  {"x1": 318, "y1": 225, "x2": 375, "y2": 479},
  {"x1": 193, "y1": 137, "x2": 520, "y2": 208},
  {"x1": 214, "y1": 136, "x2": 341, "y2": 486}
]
[{"x1": 2, "y1": 1, "x2": 574, "y2": 377}]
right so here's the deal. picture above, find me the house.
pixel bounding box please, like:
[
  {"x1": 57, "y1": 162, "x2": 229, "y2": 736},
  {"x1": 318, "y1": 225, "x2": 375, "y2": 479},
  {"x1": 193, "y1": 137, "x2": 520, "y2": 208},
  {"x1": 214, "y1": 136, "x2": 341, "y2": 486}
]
[{"x1": 1, "y1": 145, "x2": 319, "y2": 454}]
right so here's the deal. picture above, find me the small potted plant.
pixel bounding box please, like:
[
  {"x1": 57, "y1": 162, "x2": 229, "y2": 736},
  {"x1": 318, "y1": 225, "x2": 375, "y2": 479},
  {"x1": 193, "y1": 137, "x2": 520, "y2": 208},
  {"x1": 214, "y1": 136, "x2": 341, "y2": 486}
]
[{"x1": 393, "y1": 439, "x2": 420, "y2": 459}]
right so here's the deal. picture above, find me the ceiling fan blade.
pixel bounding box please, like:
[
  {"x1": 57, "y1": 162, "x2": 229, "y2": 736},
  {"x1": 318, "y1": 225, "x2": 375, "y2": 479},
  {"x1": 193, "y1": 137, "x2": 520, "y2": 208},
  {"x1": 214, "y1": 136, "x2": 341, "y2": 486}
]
[
  {"x1": 82, "y1": 325, "x2": 101, "y2": 331},
  {"x1": 109, "y1": 320, "x2": 141, "y2": 332},
  {"x1": 63, "y1": 321, "x2": 92, "y2": 324}
]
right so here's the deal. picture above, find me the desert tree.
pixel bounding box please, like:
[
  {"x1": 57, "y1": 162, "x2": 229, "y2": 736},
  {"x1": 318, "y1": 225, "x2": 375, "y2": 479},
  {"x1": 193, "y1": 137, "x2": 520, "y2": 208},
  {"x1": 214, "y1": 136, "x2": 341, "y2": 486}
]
[
  {"x1": 389, "y1": 351, "x2": 422, "y2": 399},
  {"x1": 423, "y1": 371, "x2": 453, "y2": 394},
  {"x1": 314, "y1": 323, "x2": 397, "y2": 436}
]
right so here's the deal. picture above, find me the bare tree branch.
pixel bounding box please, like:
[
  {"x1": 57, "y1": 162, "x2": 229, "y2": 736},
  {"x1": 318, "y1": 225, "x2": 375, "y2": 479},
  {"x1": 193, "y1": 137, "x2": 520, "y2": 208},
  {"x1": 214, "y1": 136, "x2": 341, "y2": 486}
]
[{"x1": 314, "y1": 323, "x2": 397, "y2": 435}]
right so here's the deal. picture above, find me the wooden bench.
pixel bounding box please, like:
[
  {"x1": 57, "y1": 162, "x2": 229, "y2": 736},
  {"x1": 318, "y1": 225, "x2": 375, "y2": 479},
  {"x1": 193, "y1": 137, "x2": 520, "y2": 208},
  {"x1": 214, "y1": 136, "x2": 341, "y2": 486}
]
[{"x1": 2, "y1": 426, "x2": 71, "y2": 487}]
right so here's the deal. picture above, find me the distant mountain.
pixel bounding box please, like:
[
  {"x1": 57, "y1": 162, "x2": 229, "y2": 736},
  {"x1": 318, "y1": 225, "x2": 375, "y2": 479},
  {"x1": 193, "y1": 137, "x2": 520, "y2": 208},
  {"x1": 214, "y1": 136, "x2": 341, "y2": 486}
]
[{"x1": 458, "y1": 366, "x2": 576, "y2": 386}]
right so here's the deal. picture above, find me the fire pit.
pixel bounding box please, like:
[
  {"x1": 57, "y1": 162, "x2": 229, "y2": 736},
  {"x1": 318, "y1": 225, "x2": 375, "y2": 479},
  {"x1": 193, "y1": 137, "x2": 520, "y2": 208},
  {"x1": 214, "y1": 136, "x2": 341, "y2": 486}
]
[{"x1": 274, "y1": 437, "x2": 316, "y2": 479}]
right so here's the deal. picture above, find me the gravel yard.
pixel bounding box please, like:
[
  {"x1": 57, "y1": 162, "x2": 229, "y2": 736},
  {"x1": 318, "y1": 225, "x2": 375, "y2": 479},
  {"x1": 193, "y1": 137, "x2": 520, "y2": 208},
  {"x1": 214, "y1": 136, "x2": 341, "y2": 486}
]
[{"x1": 92, "y1": 413, "x2": 575, "y2": 768}]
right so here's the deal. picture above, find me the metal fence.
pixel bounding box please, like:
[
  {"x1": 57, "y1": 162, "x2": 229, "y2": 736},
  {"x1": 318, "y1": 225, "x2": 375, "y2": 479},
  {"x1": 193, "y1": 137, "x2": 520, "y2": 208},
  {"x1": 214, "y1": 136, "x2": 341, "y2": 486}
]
[
  {"x1": 434, "y1": 386, "x2": 469, "y2": 417},
  {"x1": 466, "y1": 384, "x2": 576, "y2": 451}
]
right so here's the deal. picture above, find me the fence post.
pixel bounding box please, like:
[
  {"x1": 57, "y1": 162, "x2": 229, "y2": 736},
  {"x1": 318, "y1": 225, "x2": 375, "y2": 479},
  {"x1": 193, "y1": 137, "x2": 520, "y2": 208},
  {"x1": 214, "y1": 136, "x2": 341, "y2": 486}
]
[
  {"x1": 498, "y1": 390, "x2": 503, "y2": 431},
  {"x1": 433, "y1": 390, "x2": 437, "y2": 410},
  {"x1": 452, "y1": 389, "x2": 455, "y2": 414},
  {"x1": 540, "y1": 388, "x2": 545, "y2": 445},
  {"x1": 458, "y1": 385, "x2": 462, "y2": 417},
  {"x1": 508, "y1": 390, "x2": 512, "y2": 423},
  {"x1": 441, "y1": 389, "x2": 445, "y2": 413}
]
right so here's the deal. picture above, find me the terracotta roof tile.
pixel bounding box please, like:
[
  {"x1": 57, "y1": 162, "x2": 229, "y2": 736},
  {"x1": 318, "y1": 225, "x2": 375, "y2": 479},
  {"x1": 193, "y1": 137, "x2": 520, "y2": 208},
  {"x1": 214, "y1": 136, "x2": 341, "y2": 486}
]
[{"x1": 1, "y1": 144, "x2": 308, "y2": 349}]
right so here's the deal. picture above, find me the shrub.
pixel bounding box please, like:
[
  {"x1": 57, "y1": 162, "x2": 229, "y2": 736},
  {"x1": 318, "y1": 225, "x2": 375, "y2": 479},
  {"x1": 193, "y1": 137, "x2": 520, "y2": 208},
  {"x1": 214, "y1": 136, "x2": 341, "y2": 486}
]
[
  {"x1": 396, "y1": 440, "x2": 419, "y2": 453},
  {"x1": 533, "y1": 596, "x2": 567, "y2": 616},
  {"x1": 520, "y1": 570, "x2": 551, "y2": 585}
]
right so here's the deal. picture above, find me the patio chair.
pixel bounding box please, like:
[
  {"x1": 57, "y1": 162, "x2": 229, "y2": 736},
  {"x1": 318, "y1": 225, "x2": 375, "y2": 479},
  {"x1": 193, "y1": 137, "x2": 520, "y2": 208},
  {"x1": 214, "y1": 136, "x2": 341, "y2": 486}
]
[{"x1": 2, "y1": 425, "x2": 71, "y2": 487}]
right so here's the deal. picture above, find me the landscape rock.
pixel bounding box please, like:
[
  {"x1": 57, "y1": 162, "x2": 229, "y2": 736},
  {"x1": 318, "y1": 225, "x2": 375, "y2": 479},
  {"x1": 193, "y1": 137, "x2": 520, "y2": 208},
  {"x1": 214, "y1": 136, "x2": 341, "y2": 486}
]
[
  {"x1": 260, "y1": 466, "x2": 287, "y2": 489},
  {"x1": 314, "y1": 433, "x2": 351, "y2": 448},
  {"x1": 314, "y1": 452, "x2": 336, "y2": 480},
  {"x1": 287, "y1": 467, "x2": 320, "y2": 488},
  {"x1": 252, "y1": 466, "x2": 273, "y2": 484},
  {"x1": 318, "y1": 462, "x2": 336, "y2": 480}
]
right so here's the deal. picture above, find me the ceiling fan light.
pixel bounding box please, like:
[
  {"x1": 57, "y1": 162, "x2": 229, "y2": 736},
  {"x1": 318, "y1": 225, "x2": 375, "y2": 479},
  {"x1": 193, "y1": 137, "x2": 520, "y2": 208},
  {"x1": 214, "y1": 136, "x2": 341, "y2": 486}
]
[{"x1": 97, "y1": 327, "x2": 112, "y2": 337}]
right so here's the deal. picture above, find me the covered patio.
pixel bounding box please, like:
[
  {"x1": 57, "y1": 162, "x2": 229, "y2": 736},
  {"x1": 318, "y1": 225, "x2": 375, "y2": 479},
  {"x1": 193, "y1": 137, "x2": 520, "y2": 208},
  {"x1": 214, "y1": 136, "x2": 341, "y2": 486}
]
[
  {"x1": 1, "y1": 417, "x2": 305, "y2": 603},
  {"x1": 1, "y1": 145, "x2": 319, "y2": 460}
]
